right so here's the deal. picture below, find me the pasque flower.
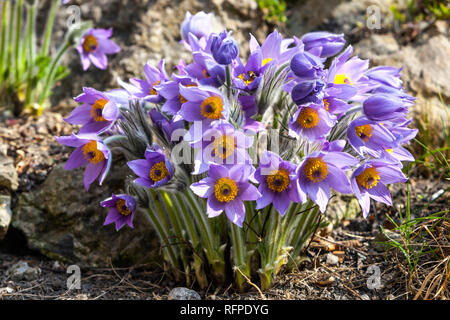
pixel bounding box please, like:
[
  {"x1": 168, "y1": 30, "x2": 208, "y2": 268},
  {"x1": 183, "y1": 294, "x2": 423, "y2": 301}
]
[
  {"x1": 290, "y1": 51, "x2": 324, "y2": 80},
  {"x1": 233, "y1": 50, "x2": 266, "y2": 91},
  {"x1": 255, "y1": 151, "x2": 305, "y2": 215},
  {"x1": 351, "y1": 159, "x2": 407, "y2": 217},
  {"x1": 181, "y1": 11, "x2": 213, "y2": 42},
  {"x1": 127, "y1": 144, "x2": 174, "y2": 188},
  {"x1": 362, "y1": 93, "x2": 409, "y2": 121},
  {"x1": 190, "y1": 164, "x2": 261, "y2": 227},
  {"x1": 55, "y1": 133, "x2": 111, "y2": 191},
  {"x1": 298, "y1": 151, "x2": 358, "y2": 212},
  {"x1": 301, "y1": 31, "x2": 345, "y2": 59},
  {"x1": 101, "y1": 194, "x2": 137, "y2": 231},
  {"x1": 77, "y1": 28, "x2": 120, "y2": 70},
  {"x1": 210, "y1": 31, "x2": 239, "y2": 65},
  {"x1": 291, "y1": 80, "x2": 325, "y2": 106},
  {"x1": 64, "y1": 87, "x2": 119, "y2": 134},
  {"x1": 289, "y1": 103, "x2": 336, "y2": 141}
]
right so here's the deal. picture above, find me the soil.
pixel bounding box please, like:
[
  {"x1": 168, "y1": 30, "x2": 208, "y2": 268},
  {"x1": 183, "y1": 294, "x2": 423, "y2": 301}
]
[{"x1": 0, "y1": 109, "x2": 448, "y2": 300}]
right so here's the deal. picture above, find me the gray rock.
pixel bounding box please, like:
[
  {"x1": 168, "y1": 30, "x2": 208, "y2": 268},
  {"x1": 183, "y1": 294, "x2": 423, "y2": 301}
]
[
  {"x1": 0, "y1": 151, "x2": 18, "y2": 192},
  {"x1": 168, "y1": 287, "x2": 201, "y2": 300},
  {"x1": 6, "y1": 261, "x2": 41, "y2": 281},
  {"x1": 13, "y1": 163, "x2": 160, "y2": 267},
  {"x1": 0, "y1": 195, "x2": 12, "y2": 240},
  {"x1": 326, "y1": 253, "x2": 340, "y2": 266}
]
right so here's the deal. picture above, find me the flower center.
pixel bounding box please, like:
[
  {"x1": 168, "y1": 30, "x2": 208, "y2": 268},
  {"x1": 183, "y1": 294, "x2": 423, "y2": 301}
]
[
  {"x1": 355, "y1": 124, "x2": 373, "y2": 143},
  {"x1": 385, "y1": 148, "x2": 393, "y2": 154},
  {"x1": 82, "y1": 35, "x2": 99, "y2": 53},
  {"x1": 334, "y1": 74, "x2": 353, "y2": 85},
  {"x1": 304, "y1": 157, "x2": 328, "y2": 183},
  {"x1": 267, "y1": 169, "x2": 290, "y2": 193},
  {"x1": 323, "y1": 98, "x2": 330, "y2": 111},
  {"x1": 212, "y1": 135, "x2": 236, "y2": 160},
  {"x1": 149, "y1": 161, "x2": 169, "y2": 183},
  {"x1": 90, "y1": 99, "x2": 108, "y2": 122},
  {"x1": 149, "y1": 81, "x2": 160, "y2": 95},
  {"x1": 116, "y1": 199, "x2": 132, "y2": 216},
  {"x1": 238, "y1": 71, "x2": 257, "y2": 86},
  {"x1": 203, "y1": 69, "x2": 211, "y2": 78},
  {"x1": 356, "y1": 166, "x2": 380, "y2": 190},
  {"x1": 262, "y1": 58, "x2": 272, "y2": 66},
  {"x1": 82, "y1": 140, "x2": 105, "y2": 164},
  {"x1": 297, "y1": 107, "x2": 319, "y2": 129},
  {"x1": 200, "y1": 95, "x2": 224, "y2": 120},
  {"x1": 214, "y1": 177, "x2": 239, "y2": 203}
]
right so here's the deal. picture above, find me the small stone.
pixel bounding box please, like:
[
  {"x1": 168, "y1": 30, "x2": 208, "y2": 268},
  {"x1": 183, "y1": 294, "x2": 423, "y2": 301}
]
[
  {"x1": 168, "y1": 287, "x2": 201, "y2": 300},
  {"x1": 52, "y1": 261, "x2": 61, "y2": 270},
  {"x1": 360, "y1": 294, "x2": 370, "y2": 300},
  {"x1": 6, "y1": 261, "x2": 41, "y2": 281},
  {"x1": 0, "y1": 287, "x2": 14, "y2": 294},
  {"x1": 0, "y1": 151, "x2": 18, "y2": 191},
  {"x1": 326, "y1": 253, "x2": 340, "y2": 266},
  {"x1": 0, "y1": 195, "x2": 12, "y2": 240}
]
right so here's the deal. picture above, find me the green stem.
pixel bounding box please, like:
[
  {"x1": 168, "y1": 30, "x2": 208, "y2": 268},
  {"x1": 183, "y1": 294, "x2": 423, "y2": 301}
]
[
  {"x1": 41, "y1": 0, "x2": 59, "y2": 57},
  {"x1": 6, "y1": 0, "x2": 15, "y2": 82},
  {"x1": 14, "y1": 0, "x2": 23, "y2": 84},
  {"x1": 225, "y1": 64, "x2": 232, "y2": 100},
  {"x1": 25, "y1": 0, "x2": 37, "y2": 106},
  {"x1": 0, "y1": 1, "x2": 8, "y2": 82},
  {"x1": 230, "y1": 222, "x2": 248, "y2": 291}
]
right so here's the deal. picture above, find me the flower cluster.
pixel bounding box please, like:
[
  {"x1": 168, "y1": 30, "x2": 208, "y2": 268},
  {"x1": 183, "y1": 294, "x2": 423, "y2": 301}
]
[{"x1": 56, "y1": 11, "x2": 416, "y2": 232}]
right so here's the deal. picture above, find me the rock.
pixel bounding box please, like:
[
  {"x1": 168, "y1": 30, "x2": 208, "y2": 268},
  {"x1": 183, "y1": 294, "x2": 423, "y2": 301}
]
[
  {"x1": 168, "y1": 287, "x2": 201, "y2": 300},
  {"x1": 13, "y1": 163, "x2": 160, "y2": 267},
  {"x1": 326, "y1": 253, "x2": 340, "y2": 266},
  {"x1": 0, "y1": 195, "x2": 12, "y2": 240},
  {"x1": 360, "y1": 293, "x2": 370, "y2": 300},
  {"x1": 6, "y1": 261, "x2": 41, "y2": 281},
  {"x1": 0, "y1": 151, "x2": 18, "y2": 192}
]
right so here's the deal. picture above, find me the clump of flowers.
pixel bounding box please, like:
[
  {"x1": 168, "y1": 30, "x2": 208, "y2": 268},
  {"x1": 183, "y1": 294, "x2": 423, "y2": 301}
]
[{"x1": 56, "y1": 11, "x2": 417, "y2": 291}]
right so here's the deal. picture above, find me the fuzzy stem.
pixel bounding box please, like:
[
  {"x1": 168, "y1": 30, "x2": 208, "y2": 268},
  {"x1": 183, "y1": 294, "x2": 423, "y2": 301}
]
[
  {"x1": 230, "y1": 222, "x2": 248, "y2": 291},
  {"x1": 14, "y1": 0, "x2": 23, "y2": 84},
  {"x1": 6, "y1": 0, "x2": 15, "y2": 82},
  {"x1": 25, "y1": 0, "x2": 38, "y2": 106},
  {"x1": 0, "y1": 1, "x2": 8, "y2": 82},
  {"x1": 41, "y1": 0, "x2": 59, "y2": 57}
]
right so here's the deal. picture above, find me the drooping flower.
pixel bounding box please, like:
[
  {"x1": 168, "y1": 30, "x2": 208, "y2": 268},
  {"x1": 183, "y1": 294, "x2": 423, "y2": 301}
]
[
  {"x1": 301, "y1": 31, "x2": 345, "y2": 59},
  {"x1": 191, "y1": 120, "x2": 253, "y2": 174},
  {"x1": 127, "y1": 144, "x2": 174, "y2": 188},
  {"x1": 290, "y1": 51, "x2": 324, "y2": 80},
  {"x1": 190, "y1": 164, "x2": 261, "y2": 227},
  {"x1": 181, "y1": 11, "x2": 213, "y2": 42},
  {"x1": 289, "y1": 103, "x2": 336, "y2": 141},
  {"x1": 55, "y1": 133, "x2": 111, "y2": 191},
  {"x1": 101, "y1": 194, "x2": 137, "y2": 231},
  {"x1": 362, "y1": 93, "x2": 409, "y2": 121},
  {"x1": 291, "y1": 80, "x2": 325, "y2": 106},
  {"x1": 347, "y1": 116, "x2": 398, "y2": 157},
  {"x1": 297, "y1": 151, "x2": 358, "y2": 212},
  {"x1": 210, "y1": 31, "x2": 239, "y2": 65},
  {"x1": 76, "y1": 28, "x2": 120, "y2": 70},
  {"x1": 118, "y1": 60, "x2": 169, "y2": 103},
  {"x1": 254, "y1": 151, "x2": 305, "y2": 215},
  {"x1": 64, "y1": 87, "x2": 120, "y2": 134},
  {"x1": 351, "y1": 159, "x2": 407, "y2": 217}
]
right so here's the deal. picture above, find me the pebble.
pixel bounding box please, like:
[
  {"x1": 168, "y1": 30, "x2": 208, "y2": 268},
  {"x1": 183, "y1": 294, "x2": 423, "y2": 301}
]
[
  {"x1": 6, "y1": 261, "x2": 41, "y2": 281},
  {"x1": 326, "y1": 253, "x2": 340, "y2": 266},
  {"x1": 168, "y1": 287, "x2": 201, "y2": 300}
]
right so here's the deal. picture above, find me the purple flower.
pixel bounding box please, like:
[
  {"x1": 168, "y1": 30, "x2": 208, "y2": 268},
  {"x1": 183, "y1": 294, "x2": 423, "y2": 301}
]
[
  {"x1": 301, "y1": 32, "x2": 345, "y2": 59},
  {"x1": 254, "y1": 151, "x2": 305, "y2": 215},
  {"x1": 362, "y1": 94, "x2": 409, "y2": 121},
  {"x1": 289, "y1": 103, "x2": 336, "y2": 141},
  {"x1": 297, "y1": 151, "x2": 358, "y2": 212},
  {"x1": 249, "y1": 30, "x2": 302, "y2": 66},
  {"x1": 118, "y1": 60, "x2": 168, "y2": 103},
  {"x1": 190, "y1": 164, "x2": 261, "y2": 227},
  {"x1": 55, "y1": 133, "x2": 111, "y2": 191},
  {"x1": 184, "y1": 51, "x2": 225, "y2": 87},
  {"x1": 233, "y1": 50, "x2": 266, "y2": 91},
  {"x1": 149, "y1": 109, "x2": 185, "y2": 143},
  {"x1": 127, "y1": 145, "x2": 174, "y2": 188},
  {"x1": 210, "y1": 31, "x2": 239, "y2": 65},
  {"x1": 181, "y1": 11, "x2": 213, "y2": 42},
  {"x1": 291, "y1": 80, "x2": 325, "y2": 106},
  {"x1": 191, "y1": 120, "x2": 253, "y2": 174},
  {"x1": 366, "y1": 66, "x2": 403, "y2": 90},
  {"x1": 290, "y1": 51, "x2": 324, "y2": 80},
  {"x1": 64, "y1": 87, "x2": 119, "y2": 134},
  {"x1": 158, "y1": 76, "x2": 199, "y2": 115},
  {"x1": 101, "y1": 194, "x2": 137, "y2": 231},
  {"x1": 347, "y1": 116, "x2": 398, "y2": 157},
  {"x1": 351, "y1": 159, "x2": 407, "y2": 217},
  {"x1": 76, "y1": 28, "x2": 120, "y2": 71}
]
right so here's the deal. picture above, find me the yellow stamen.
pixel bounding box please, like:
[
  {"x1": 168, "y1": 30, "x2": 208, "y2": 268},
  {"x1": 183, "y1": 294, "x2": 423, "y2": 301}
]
[
  {"x1": 238, "y1": 71, "x2": 257, "y2": 86},
  {"x1": 356, "y1": 166, "x2": 380, "y2": 190},
  {"x1": 297, "y1": 107, "x2": 320, "y2": 129},
  {"x1": 116, "y1": 199, "x2": 132, "y2": 216},
  {"x1": 212, "y1": 135, "x2": 236, "y2": 160},
  {"x1": 304, "y1": 157, "x2": 328, "y2": 183},
  {"x1": 355, "y1": 124, "x2": 373, "y2": 143},
  {"x1": 214, "y1": 177, "x2": 239, "y2": 203},
  {"x1": 262, "y1": 58, "x2": 272, "y2": 66},
  {"x1": 82, "y1": 35, "x2": 98, "y2": 53},
  {"x1": 90, "y1": 99, "x2": 108, "y2": 122},
  {"x1": 385, "y1": 148, "x2": 393, "y2": 154},
  {"x1": 200, "y1": 95, "x2": 224, "y2": 120},
  {"x1": 334, "y1": 74, "x2": 353, "y2": 85},
  {"x1": 267, "y1": 169, "x2": 290, "y2": 192},
  {"x1": 149, "y1": 81, "x2": 160, "y2": 95},
  {"x1": 323, "y1": 98, "x2": 330, "y2": 111},
  {"x1": 149, "y1": 161, "x2": 170, "y2": 183},
  {"x1": 82, "y1": 140, "x2": 105, "y2": 164}
]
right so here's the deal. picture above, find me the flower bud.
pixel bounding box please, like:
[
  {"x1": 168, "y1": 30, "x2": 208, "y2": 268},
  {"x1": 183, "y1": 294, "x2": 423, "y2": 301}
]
[
  {"x1": 290, "y1": 51, "x2": 324, "y2": 80},
  {"x1": 210, "y1": 31, "x2": 239, "y2": 65},
  {"x1": 301, "y1": 32, "x2": 345, "y2": 58}
]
